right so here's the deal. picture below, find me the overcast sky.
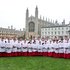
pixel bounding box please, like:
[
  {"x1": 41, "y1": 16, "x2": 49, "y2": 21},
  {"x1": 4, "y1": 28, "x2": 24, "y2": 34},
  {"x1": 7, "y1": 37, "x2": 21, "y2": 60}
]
[{"x1": 0, "y1": 0, "x2": 70, "y2": 30}]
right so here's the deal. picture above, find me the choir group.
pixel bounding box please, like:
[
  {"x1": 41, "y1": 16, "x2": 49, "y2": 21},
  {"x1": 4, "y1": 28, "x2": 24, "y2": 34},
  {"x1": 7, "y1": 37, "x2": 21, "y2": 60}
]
[{"x1": 0, "y1": 36, "x2": 70, "y2": 59}]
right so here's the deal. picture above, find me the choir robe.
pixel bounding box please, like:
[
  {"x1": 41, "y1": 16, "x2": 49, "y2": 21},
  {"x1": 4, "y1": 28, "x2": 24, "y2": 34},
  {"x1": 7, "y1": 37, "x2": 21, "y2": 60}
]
[
  {"x1": 42, "y1": 44, "x2": 48, "y2": 52},
  {"x1": 28, "y1": 44, "x2": 32, "y2": 52},
  {"x1": 32, "y1": 40, "x2": 34, "y2": 44},
  {"x1": 3, "y1": 39, "x2": 8, "y2": 43},
  {"x1": 27, "y1": 44, "x2": 32, "y2": 56},
  {"x1": 5, "y1": 42, "x2": 13, "y2": 56},
  {"x1": 41, "y1": 40, "x2": 45, "y2": 45},
  {"x1": 12, "y1": 41, "x2": 17, "y2": 52},
  {"x1": 22, "y1": 43, "x2": 28, "y2": 56},
  {"x1": 32, "y1": 43, "x2": 38, "y2": 56},
  {"x1": 42, "y1": 44, "x2": 48, "y2": 56},
  {"x1": 64, "y1": 42, "x2": 70, "y2": 58},
  {"x1": 22, "y1": 43, "x2": 28, "y2": 52},
  {"x1": 37, "y1": 44, "x2": 43, "y2": 56},
  {"x1": 69, "y1": 39, "x2": 70, "y2": 43},
  {"x1": 26, "y1": 40, "x2": 29, "y2": 44},
  {"x1": 16, "y1": 42, "x2": 21, "y2": 52},
  {"x1": 0, "y1": 39, "x2": 1, "y2": 52},
  {"x1": 0, "y1": 41, "x2": 6, "y2": 57},
  {"x1": 12, "y1": 41, "x2": 17, "y2": 56},
  {"x1": 68, "y1": 43, "x2": 70, "y2": 58},
  {"x1": 58, "y1": 42, "x2": 64, "y2": 58},
  {"x1": 36, "y1": 40, "x2": 39, "y2": 44},
  {"x1": 46, "y1": 40, "x2": 50, "y2": 44},
  {"x1": 0, "y1": 41, "x2": 3, "y2": 56},
  {"x1": 0, "y1": 41, "x2": 5, "y2": 53},
  {"x1": 32, "y1": 44, "x2": 37, "y2": 52},
  {"x1": 20, "y1": 40, "x2": 24, "y2": 45},
  {"x1": 5, "y1": 42, "x2": 13, "y2": 53},
  {"x1": 47, "y1": 43, "x2": 54, "y2": 57},
  {"x1": 0, "y1": 38, "x2": 1, "y2": 41},
  {"x1": 53, "y1": 43, "x2": 59, "y2": 58},
  {"x1": 16, "y1": 42, "x2": 22, "y2": 56},
  {"x1": 10, "y1": 39, "x2": 14, "y2": 44},
  {"x1": 63, "y1": 39, "x2": 68, "y2": 43}
]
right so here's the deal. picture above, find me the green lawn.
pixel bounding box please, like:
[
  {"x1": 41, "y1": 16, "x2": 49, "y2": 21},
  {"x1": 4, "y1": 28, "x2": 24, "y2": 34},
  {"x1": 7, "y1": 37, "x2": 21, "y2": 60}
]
[{"x1": 0, "y1": 57, "x2": 70, "y2": 70}]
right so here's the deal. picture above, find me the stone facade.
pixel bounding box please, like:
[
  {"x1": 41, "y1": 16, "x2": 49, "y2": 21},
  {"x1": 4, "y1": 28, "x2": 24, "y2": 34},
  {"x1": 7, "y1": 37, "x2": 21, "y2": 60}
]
[
  {"x1": 0, "y1": 27, "x2": 24, "y2": 38},
  {"x1": 26, "y1": 6, "x2": 56, "y2": 38},
  {"x1": 41, "y1": 23, "x2": 70, "y2": 38},
  {"x1": 25, "y1": 6, "x2": 70, "y2": 39}
]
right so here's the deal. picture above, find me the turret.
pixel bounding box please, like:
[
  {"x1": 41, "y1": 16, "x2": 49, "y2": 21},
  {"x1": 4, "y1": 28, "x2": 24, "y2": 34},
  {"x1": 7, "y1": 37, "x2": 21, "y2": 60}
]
[
  {"x1": 40, "y1": 15, "x2": 41, "y2": 19},
  {"x1": 62, "y1": 19, "x2": 65, "y2": 25},
  {"x1": 46, "y1": 18, "x2": 47, "y2": 21},
  {"x1": 55, "y1": 20, "x2": 58, "y2": 24},
  {"x1": 43, "y1": 16, "x2": 44, "y2": 20},
  {"x1": 35, "y1": 6, "x2": 38, "y2": 18},
  {"x1": 26, "y1": 8, "x2": 29, "y2": 20}
]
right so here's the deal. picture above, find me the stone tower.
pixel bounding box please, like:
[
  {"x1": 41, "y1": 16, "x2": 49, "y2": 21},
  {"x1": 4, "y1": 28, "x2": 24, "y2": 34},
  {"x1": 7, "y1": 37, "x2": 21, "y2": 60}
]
[
  {"x1": 35, "y1": 6, "x2": 38, "y2": 18},
  {"x1": 26, "y1": 6, "x2": 39, "y2": 38},
  {"x1": 26, "y1": 6, "x2": 55, "y2": 38},
  {"x1": 26, "y1": 8, "x2": 29, "y2": 33}
]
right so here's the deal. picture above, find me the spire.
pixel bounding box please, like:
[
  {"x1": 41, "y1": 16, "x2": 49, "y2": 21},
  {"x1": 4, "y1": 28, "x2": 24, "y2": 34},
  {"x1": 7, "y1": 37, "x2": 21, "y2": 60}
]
[
  {"x1": 35, "y1": 6, "x2": 38, "y2": 18},
  {"x1": 36, "y1": 5, "x2": 38, "y2": 10},
  {"x1": 43, "y1": 16, "x2": 44, "y2": 20},
  {"x1": 69, "y1": 21, "x2": 70, "y2": 24},
  {"x1": 55, "y1": 20, "x2": 58, "y2": 23},
  {"x1": 11, "y1": 25, "x2": 13, "y2": 29},
  {"x1": 26, "y1": 8, "x2": 29, "y2": 20},
  {"x1": 40, "y1": 15, "x2": 41, "y2": 19},
  {"x1": 62, "y1": 19, "x2": 65, "y2": 25},
  {"x1": 46, "y1": 18, "x2": 47, "y2": 21},
  {"x1": 55, "y1": 20, "x2": 59, "y2": 25}
]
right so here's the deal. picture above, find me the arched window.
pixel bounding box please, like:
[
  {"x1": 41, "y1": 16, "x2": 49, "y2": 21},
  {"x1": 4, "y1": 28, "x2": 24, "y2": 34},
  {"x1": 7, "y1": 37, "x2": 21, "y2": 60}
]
[{"x1": 29, "y1": 22, "x2": 35, "y2": 32}]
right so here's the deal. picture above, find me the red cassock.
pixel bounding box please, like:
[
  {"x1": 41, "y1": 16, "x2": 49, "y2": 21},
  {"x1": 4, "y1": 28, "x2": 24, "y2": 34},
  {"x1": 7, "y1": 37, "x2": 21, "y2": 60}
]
[
  {"x1": 21, "y1": 43, "x2": 28, "y2": 56},
  {"x1": 27, "y1": 44, "x2": 33, "y2": 56},
  {"x1": 2, "y1": 52, "x2": 7, "y2": 57},
  {"x1": 0, "y1": 52, "x2": 2, "y2": 57},
  {"x1": 63, "y1": 43, "x2": 70, "y2": 59},
  {"x1": 58, "y1": 43, "x2": 64, "y2": 58},
  {"x1": 43, "y1": 51, "x2": 48, "y2": 56},
  {"x1": 37, "y1": 44, "x2": 43, "y2": 56},
  {"x1": 32, "y1": 44, "x2": 38, "y2": 56},
  {"x1": 42, "y1": 44, "x2": 48, "y2": 56},
  {"x1": 47, "y1": 44, "x2": 53, "y2": 57},
  {"x1": 64, "y1": 48, "x2": 70, "y2": 59},
  {"x1": 11, "y1": 46, "x2": 17, "y2": 57}
]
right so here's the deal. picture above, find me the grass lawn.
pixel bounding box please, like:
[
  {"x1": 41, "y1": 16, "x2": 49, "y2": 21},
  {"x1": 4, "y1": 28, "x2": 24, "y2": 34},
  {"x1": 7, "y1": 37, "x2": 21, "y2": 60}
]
[{"x1": 0, "y1": 56, "x2": 70, "y2": 70}]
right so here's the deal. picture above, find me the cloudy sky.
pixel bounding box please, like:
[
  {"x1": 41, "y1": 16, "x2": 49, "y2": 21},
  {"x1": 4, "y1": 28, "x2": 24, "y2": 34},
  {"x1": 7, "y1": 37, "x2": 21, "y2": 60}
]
[{"x1": 0, "y1": 0, "x2": 70, "y2": 30}]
